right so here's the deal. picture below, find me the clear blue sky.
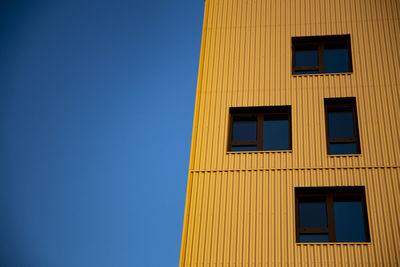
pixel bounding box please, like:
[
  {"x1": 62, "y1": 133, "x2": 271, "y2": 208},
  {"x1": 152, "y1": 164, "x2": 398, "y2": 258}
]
[{"x1": 0, "y1": 1, "x2": 204, "y2": 266}]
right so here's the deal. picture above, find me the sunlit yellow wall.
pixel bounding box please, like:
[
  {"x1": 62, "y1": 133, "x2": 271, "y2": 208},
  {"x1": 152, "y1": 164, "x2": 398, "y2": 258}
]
[{"x1": 180, "y1": 0, "x2": 400, "y2": 265}]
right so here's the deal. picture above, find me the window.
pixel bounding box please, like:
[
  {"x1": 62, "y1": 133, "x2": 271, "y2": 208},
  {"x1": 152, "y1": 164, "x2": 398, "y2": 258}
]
[
  {"x1": 325, "y1": 97, "x2": 361, "y2": 155},
  {"x1": 228, "y1": 106, "x2": 291, "y2": 152},
  {"x1": 295, "y1": 187, "x2": 370, "y2": 243},
  {"x1": 292, "y1": 35, "x2": 352, "y2": 74}
]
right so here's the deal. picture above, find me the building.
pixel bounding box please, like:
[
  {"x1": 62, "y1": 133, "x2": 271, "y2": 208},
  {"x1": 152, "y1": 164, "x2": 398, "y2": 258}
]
[{"x1": 180, "y1": 0, "x2": 400, "y2": 266}]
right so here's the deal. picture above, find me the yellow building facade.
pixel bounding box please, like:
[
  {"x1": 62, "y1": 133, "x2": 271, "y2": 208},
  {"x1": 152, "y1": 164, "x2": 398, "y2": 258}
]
[{"x1": 180, "y1": 0, "x2": 400, "y2": 265}]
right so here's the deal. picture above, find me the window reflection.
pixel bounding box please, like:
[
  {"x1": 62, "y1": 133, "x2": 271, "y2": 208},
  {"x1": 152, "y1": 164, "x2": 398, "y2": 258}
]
[
  {"x1": 263, "y1": 115, "x2": 289, "y2": 150},
  {"x1": 232, "y1": 117, "x2": 257, "y2": 141}
]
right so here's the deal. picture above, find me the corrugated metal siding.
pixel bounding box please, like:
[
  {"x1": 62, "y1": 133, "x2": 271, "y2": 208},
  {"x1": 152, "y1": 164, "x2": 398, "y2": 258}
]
[
  {"x1": 183, "y1": 169, "x2": 400, "y2": 266},
  {"x1": 180, "y1": 0, "x2": 400, "y2": 266}
]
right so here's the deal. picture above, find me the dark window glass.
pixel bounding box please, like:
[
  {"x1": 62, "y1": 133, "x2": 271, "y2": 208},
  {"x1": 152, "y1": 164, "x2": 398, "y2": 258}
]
[
  {"x1": 295, "y1": 187, "x2": 370, "y2": 243},
  {"x1": 329, "y1": 143, "x2": 358, "y2": 155},
  {"x1": 334, "y1": 197, "x2": 366, "y2": 242},
  {"x1": 299, "y1": 198, "x2": 327, "y2": 228},
  {"x1": 231, "y1": 145, "x2": 257, "y2": 152},
  {"x1": 294, "y1": 70, "x2": 319, "y2": 75},
  {"x1": 300, "y1": 234, "x2": 329, "y2": 243},
  {"x1": 295, "y1": 46, "x2": 318, "y2": 67},
  {"x1": 229, "y1": 106, "x2": 291, "y2": 152},
  {"x1": 328, "y1": 110, "x2": 355, "y2": 138},
  {"x1": 324, "y1": 45, "x2": 349, "y2": 73},
  {"x1": 325, "y1": 98, "x2": 360, "y2": 155},
  {"x1": 232, "y1": 117, "x2": 257, "y2": 141},
  {"x1": 292, "y1": 35, "x2": 352, "y2": 75},
  {"x1": 263, "y1": 115, "x2": 289, "y2": 150}
]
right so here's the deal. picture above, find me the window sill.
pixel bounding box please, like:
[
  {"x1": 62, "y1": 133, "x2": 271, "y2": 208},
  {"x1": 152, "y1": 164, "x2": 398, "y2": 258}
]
[
  {"x1": 296, "y1": 242, "x2": 370, "y2": 245},
  {"x1": 227, "y1": 150, "x2": 293, "y2": 155},
  {"x1": 328, "y1": 154, "x2": 361, "y2": 157},
  {"x1": 292, "y1": 72, "x2": 353, "y2": 77}
]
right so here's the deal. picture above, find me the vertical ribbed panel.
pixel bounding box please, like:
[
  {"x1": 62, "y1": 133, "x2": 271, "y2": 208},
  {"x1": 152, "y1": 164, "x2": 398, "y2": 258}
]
[
  {"x1": 192, "y1": 0, "x2": 400, "y2": 172},
  {"x1": 183, "y1": 169, "x2": 400, "y2": 266},
  {"x1": 180, "y1": 0, "x2": 400, "y2": 266}
]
